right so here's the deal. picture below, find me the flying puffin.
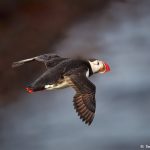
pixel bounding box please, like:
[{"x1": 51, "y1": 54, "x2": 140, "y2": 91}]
[{"x1": 12, "y1": 53, "x2": 110, "y2": 125}]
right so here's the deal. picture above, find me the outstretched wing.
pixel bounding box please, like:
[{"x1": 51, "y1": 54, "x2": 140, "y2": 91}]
[
  {"x1": 12, "y1": 53, "x2": 66, "y2": 68},
  {"x1": 65, "y1": 69, "x2": 96, "y2": 125}
]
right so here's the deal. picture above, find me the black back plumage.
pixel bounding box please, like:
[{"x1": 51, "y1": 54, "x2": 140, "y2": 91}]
[{"x1": 30, "y1": 59, "x2": 93, "y2": 90}]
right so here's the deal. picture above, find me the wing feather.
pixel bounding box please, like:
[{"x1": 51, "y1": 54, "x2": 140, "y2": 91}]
[
  {"x1": 64, "y1": 71, "x2": 96, "y2": 125},
  {"x1": 12, "y1": 53, "x2": 66, "y2": 68}
]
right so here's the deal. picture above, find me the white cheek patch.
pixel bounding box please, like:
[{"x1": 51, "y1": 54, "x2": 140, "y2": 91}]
[{"x1": 88, "y1": 61, "x2": 99, "y2": 73}]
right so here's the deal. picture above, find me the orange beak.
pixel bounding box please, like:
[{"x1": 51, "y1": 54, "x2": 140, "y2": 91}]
[
  {"x1": 103, "y1": 62, "x2": 110, "y2": 72},
  {"x1": 99, "y1": 61, "x2": 110, "y2": 73}
]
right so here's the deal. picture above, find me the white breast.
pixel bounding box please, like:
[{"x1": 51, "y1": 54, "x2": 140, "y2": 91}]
[
  {"x1": 86, "y1": 69, "x2": 89, "y2": 77},
  {"x1": 45, "y1": 80, "x2": 69, "y2": 90}
]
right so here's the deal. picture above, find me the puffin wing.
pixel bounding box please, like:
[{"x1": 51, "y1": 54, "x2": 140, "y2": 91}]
[
  {"x1": 65, "y1": 70, "x2": 96, "y2": 125},
  {"x1": 12, "y1": 53, "x2": 65, "y2": 68}
]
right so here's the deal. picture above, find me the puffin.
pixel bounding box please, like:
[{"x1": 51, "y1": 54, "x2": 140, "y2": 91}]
[{"x1": 12, "y1": 53, "x2": 110, "y2": 125}]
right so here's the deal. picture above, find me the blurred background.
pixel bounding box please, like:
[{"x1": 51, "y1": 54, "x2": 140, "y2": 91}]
[{"x1": 0, "y1": 0, "x2": 150, "y2": 150}]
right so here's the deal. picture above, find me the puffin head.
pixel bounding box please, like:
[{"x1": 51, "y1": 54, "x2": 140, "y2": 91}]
[{"x1": 88, "y1": 59, "x2": 110, "y2": 74}]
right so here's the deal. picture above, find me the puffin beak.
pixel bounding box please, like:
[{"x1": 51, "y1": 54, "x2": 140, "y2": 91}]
[
  {"x1": 103, "y1": 62, "x2": 110, "y2": 72},
  {"x1": 99, "y1": 61, "x2": 110, "y2": 73}
]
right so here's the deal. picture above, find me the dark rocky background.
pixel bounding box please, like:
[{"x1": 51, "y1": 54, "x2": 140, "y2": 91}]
[{"x1": 0, "y1": 0, "x2": 150, "y2": 150}]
